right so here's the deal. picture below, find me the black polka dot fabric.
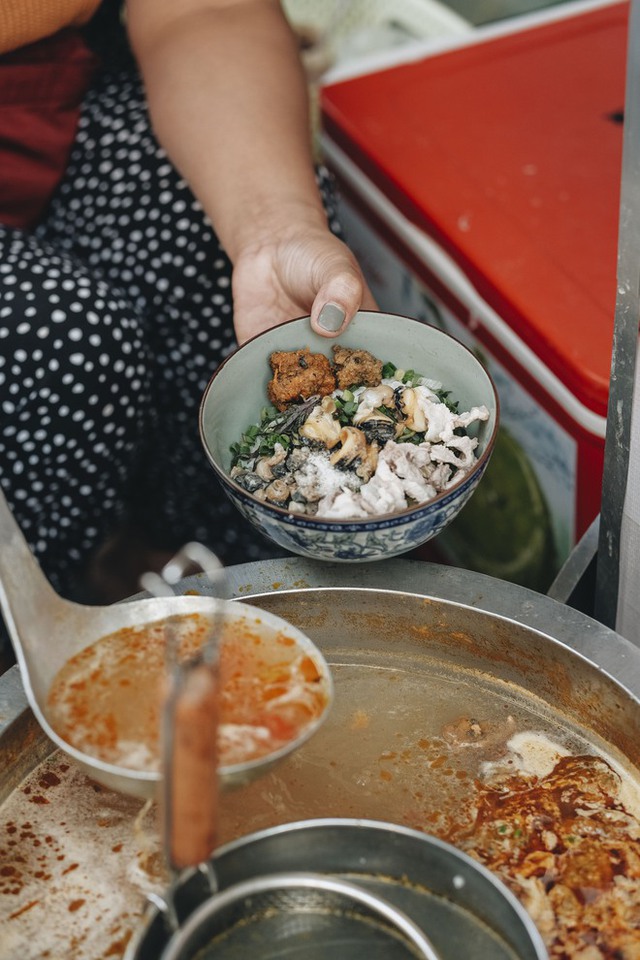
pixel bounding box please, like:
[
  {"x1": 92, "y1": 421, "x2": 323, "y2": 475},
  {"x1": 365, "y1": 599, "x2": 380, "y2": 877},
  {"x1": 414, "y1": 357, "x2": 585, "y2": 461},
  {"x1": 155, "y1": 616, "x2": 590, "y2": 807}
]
[{"x1": 0, "y1": 68, "x2": 341, "y2": 599}]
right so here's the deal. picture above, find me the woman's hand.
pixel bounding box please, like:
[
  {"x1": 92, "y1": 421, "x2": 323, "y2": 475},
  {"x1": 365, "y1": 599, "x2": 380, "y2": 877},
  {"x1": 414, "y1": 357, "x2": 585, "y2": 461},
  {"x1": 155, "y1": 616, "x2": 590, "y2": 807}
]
[{"x1": 231, "y1": 221, "x2": 377, "y2": 345}]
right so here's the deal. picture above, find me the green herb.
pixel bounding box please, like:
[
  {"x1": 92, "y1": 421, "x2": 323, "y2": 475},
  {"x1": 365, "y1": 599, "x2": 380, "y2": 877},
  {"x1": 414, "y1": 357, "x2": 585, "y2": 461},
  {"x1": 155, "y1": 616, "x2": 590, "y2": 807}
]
[
  {"x1": 377, "y1": 404, "x2": 397, "y2": 419},
  {"x1": 334, "y1": 395, "x2": 359, "y2": 425},
  {"x1": 435, "y1": 389, "x2": 459, "y2": 413},
  {"x1": 396, "y1": 428, "x2": 422, "y2": 445}
]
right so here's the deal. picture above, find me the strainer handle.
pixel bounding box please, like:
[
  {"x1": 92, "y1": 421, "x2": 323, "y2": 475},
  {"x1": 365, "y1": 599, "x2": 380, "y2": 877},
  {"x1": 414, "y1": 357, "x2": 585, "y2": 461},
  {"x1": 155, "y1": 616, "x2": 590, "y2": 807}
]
[
  {"x1": 162, "y1": 657, "x2": 220, "y2": 871},
  {"x1": 141, "y1": 542, "x2": 225, "y2": 874}
]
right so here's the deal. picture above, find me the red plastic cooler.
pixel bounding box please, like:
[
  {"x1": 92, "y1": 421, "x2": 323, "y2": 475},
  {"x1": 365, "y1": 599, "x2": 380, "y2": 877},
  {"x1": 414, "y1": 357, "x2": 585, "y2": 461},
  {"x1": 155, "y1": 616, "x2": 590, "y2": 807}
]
[{"x1": 321, "y1": 1, "x2": 627, "y2": 590}]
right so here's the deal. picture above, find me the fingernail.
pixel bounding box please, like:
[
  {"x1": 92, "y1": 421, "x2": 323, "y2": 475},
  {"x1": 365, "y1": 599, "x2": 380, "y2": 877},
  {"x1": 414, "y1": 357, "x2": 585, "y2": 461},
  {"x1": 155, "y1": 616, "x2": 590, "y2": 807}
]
[{"x1": 318, "y1": 303, "x2": 345, "y2": 332}]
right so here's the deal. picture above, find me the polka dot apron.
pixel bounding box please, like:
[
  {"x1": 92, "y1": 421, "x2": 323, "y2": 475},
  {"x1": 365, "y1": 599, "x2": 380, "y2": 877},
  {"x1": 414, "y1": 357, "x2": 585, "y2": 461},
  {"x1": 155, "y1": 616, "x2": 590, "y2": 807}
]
[{"x1": 0, "y1": 60, "x2": 341, "y2": 601}]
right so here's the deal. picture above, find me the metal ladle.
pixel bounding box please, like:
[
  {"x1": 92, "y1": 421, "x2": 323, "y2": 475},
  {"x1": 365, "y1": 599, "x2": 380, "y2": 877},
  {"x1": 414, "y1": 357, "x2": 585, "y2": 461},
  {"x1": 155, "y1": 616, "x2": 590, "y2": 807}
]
[{"x1": 0, "y1": 488, "x2": 333, "y2": 799}]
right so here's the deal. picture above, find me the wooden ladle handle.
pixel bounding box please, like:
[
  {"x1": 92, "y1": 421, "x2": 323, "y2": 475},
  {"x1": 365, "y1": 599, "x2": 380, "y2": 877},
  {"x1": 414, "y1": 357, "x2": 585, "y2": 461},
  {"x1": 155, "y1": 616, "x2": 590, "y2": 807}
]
[{"x1": 164, "y1": 659, "x2": 219, "y2": 871}]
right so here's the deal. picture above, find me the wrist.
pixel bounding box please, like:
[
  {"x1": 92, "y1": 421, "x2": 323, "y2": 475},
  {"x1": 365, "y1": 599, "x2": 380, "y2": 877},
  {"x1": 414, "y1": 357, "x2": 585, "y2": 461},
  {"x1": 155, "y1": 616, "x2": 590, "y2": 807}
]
[{"x1": 217, "y1": 193, "x2": 328, "y2": 263}]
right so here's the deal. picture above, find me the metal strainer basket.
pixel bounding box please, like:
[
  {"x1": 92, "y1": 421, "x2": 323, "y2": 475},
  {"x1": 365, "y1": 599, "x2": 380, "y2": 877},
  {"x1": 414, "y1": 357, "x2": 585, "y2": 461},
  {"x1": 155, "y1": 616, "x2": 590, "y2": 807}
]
[
  {"x1": 159, "y1": 871, "x2": 441, "y2": 960},
  {"x1": 126, "y1": 819, "x2": 548, "y2": 960}
]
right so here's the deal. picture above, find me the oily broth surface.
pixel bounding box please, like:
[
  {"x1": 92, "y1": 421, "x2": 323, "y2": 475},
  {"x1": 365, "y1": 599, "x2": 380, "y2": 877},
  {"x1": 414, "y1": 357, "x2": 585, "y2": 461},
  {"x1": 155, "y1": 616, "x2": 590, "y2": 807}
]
[
  {"x1": 216, "y1": 662, "x2": 640, "y2": 839},
  {"x1": 45, "y1": 613, "x2": 329, "y2": 770},
  {"x1": 215, "y1": 663, "x2": 640, "y2": 959},
  {"x1": 4, "y1": 659, "x2": 640, "y2": 958}
]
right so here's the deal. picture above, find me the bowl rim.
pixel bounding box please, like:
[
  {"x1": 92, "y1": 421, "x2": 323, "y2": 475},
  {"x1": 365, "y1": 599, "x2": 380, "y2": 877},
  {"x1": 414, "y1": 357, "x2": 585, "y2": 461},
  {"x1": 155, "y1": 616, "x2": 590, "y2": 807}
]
[{"x1": 199, "y1": 311, "x2": 500, "y2": 527}]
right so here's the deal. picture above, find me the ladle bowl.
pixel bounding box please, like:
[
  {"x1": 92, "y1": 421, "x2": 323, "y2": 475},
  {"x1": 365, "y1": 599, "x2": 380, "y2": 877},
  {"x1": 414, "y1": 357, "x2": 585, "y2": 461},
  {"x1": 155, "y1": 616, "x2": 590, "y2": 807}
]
[{"x1": 0, "y1": 490, "x2": 333, "y2": 799}]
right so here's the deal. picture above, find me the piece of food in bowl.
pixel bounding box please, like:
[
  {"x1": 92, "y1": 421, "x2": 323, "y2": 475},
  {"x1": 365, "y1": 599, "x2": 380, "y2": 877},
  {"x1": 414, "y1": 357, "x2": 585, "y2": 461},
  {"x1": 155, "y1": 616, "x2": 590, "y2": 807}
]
[
  {"x1": 267, "y1": 347, "x2": 337, "y2": 411},
  {"x1": 229, "y1": 345, "x2": 490, "y2": 521},
  {"x1": 332, "y1": 344, "x2": 383, "y2": 390}
]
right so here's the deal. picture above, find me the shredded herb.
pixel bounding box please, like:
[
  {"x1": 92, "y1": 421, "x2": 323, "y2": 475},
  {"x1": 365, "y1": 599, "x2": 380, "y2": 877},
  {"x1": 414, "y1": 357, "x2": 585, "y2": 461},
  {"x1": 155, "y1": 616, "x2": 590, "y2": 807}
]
[
  {"x1": 334, "y1": 395, "x2": 359, "y2": 425},
  {"x1": 435, "y1": 389, "x2": 459, "y2": 413},
  {"x1": 230, "y1": 399, "x2": 317, "y2": 467}
]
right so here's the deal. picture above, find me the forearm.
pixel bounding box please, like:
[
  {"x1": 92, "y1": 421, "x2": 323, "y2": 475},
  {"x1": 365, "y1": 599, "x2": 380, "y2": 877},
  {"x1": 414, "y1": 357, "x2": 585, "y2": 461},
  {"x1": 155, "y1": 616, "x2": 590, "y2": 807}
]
[{"x1": 127, "y1": 0, "x2": 326, "y2": 261}]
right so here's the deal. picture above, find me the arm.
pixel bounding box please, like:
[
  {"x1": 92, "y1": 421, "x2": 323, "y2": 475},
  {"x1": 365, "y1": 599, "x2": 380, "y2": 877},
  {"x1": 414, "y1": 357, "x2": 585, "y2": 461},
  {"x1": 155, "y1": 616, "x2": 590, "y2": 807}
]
[{"x1": 126, "y1": 0, "x2": 376, "y2": 343}]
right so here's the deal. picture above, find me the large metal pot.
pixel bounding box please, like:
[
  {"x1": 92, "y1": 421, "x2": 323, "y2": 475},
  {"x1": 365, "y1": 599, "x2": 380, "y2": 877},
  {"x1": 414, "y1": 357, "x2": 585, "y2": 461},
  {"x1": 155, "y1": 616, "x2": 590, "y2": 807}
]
[{"x1": 2, "y1": 558, "x2": 640, "y2": 959}]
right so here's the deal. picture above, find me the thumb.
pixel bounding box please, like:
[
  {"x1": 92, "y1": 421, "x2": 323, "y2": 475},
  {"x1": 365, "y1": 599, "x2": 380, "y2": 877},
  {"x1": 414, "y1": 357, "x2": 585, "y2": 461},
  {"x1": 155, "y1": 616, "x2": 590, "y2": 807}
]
[{"x1": 309, "y1": 266, "x2": 378, "y2": 338}]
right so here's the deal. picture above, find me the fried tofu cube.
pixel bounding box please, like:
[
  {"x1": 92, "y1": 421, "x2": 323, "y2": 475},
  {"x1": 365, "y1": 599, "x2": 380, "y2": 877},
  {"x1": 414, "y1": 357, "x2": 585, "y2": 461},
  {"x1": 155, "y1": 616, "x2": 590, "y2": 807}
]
[
  {"x1": 267, "y1": 348, "x2": 337, "y2": 411},
  {"x1": 332, "y1": 345, "x2": 383, "y2": 390}
]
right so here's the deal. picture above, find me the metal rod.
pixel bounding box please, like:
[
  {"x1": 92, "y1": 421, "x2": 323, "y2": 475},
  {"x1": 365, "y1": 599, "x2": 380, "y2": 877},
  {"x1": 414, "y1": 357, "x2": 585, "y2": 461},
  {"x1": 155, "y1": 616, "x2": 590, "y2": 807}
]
[
  {"x1": 595, "y1": 0, "x2": 640, "y2": 628},
  {"x1": 139, "y1": 544, "x2": 226, "y2": 885},
  {"x1": 547, "y1": 515, "x2": 599, "y2": 606}
]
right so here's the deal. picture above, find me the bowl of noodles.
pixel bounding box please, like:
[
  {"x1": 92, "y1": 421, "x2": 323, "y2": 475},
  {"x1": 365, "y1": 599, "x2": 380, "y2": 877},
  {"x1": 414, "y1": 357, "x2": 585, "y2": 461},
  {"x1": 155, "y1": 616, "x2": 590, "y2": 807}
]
[{"x1": 199, "y1": 311, "x2": 499, "y2": 562}]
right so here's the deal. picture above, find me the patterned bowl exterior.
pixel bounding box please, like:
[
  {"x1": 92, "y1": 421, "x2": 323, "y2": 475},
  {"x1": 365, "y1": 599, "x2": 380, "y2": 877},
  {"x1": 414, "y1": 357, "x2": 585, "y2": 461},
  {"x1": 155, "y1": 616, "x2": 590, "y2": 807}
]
[
  {"x1": 220, "y1": 457, "x2": 491, "y2": 562},
  {"x1": 200, "y1": 312, "x2": 499, "y2": 563}
]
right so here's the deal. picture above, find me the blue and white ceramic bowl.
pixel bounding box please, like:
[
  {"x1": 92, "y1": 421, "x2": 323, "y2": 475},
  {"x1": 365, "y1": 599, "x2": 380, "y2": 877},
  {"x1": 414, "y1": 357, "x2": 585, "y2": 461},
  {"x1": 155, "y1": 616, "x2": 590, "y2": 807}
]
[{"x1": 199, "y1": 311, "x2": 499, "y2": 562}]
